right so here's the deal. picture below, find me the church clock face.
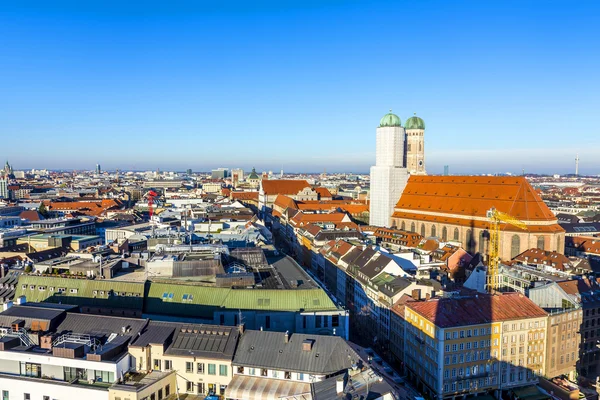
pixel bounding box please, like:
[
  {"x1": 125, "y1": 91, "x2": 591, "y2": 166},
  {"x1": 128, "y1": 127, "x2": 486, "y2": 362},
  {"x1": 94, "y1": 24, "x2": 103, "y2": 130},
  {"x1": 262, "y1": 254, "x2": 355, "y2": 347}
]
[{"x1": 419, "y1": 160, "x2": 424, "y2": 166}]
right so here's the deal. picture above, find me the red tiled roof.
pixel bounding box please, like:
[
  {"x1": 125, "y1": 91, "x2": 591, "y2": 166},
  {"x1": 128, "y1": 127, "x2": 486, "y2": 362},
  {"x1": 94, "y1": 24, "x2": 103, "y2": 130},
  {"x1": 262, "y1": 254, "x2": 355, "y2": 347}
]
[
  {"x1": 19, "y1": 210, "x2": 42, "y2": 222},
  {"x1": 274, "y1": 195, "x2": 298, "y2": 211},
  {"x1": 556, "y1": 278, "x2": 600, "y2": 296},
  {"x1": 391, "y1": 211, "x2": 563, "y2": 233},
  {"x1": 261, "y1": 180, "x2": 311, "y2": 195},
  {"x1": 289, "y1": 212, "x2": 349, "y2": 227},
  {"x1": 230, "y1": 191, "x2": 259, "y2": 201},
  {"x1": 566, "y1": 236, "x2": 600, "y2": 255},
  {"x1": 394, "y1": 175, "x2": 560, "y2": 224},
  {"x1": 406, "y1": 293, "x2": 547, "y2": 328},
  {"x1": 48, "y1": 199, "x2": 122, "y2": 217},
  {"x1": 513, "y1": 248, "x2": 572, "y2": 270},
  {"x1": 314, "y1": 187, "x2": 332, "y2": 198}
]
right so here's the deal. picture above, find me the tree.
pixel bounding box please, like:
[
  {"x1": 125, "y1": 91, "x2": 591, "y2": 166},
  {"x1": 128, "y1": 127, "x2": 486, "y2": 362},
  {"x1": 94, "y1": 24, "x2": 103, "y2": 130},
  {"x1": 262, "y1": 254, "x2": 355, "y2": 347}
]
[{"x1": 38, "y1": 204, "x2": 49, "y2": 218}]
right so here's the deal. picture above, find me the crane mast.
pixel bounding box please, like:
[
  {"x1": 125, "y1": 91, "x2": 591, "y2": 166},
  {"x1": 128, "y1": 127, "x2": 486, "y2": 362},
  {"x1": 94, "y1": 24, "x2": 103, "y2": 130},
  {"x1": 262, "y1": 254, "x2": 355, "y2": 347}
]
[{"x1": 486, "y1": 207, "x2": 527, "y2": 292}]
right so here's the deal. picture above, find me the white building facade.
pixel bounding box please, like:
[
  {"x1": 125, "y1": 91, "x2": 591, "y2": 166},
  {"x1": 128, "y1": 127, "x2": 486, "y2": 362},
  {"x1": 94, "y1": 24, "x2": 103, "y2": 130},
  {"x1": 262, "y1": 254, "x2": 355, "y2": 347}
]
[{"x1": 369, "y1": 112, "x2": 409, "y2": 227}]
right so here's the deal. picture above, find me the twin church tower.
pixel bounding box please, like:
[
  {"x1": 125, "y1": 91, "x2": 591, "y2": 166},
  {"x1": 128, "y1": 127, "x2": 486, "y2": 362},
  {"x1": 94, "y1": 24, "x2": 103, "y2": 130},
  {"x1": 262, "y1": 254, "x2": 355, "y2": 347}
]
[{"x1": 369, "y1": 111, "x2": 426, "y2": 227}]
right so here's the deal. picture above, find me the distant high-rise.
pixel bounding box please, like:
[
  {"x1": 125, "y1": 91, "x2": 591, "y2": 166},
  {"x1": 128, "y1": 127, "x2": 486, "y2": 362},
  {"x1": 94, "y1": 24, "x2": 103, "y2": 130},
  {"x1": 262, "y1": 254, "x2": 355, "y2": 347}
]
[
  {"x1": 369, "y1": 111, "x2": 409, "y2": 227},
  {"x1": 405, "y1": 113, "x2": 426, "y2": 175},
  {"x1": 444, "y1": 165, "x2": 449, "y2": 176},
  {"x1": 186, "y1": 168, "x2": 193, "y2": 175},
  {"x1": 575, "y1": 154, "x2": 579, "y2": 176},
  {"x1": 96, "y1": 164, "x2": 101, "y2": 174},
  {"x1": 211, "y1": 168, "x2": 229, "y2": 179},
  {"x1": 231, "y1": 168, "x2": 244, "y2": 181},
  {"x1": 0, "y1": 179, "x2": 7, "y2": 199}
]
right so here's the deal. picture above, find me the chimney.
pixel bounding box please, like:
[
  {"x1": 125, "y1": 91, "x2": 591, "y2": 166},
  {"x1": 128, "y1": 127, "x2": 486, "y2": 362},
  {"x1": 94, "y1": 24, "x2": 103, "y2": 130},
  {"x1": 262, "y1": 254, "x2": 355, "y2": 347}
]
[
  {"x1": 238, "y1": 323, "x2": 245, "y2": 335},
  {"x1": 426, "y1": 293, "x2": 431, "y2": 300},
  {"x1": 302, "y1": 339, "x2": 314, "y2": 351},
  {"x1": 40, "y1": 334, "x2": 53, "y2": 349},
  {"x1": 336, "y1": 377, "x2": 345, "y2": 394},
  {"x1": 3, "y1": 301, "x2": 13, "y2": 311},
  {"x1": 284, "y1": 331, "x2": 289, "y2": 343},
  {"x1": 411, "y1": 289, "x2": 421, "y2": 300}
]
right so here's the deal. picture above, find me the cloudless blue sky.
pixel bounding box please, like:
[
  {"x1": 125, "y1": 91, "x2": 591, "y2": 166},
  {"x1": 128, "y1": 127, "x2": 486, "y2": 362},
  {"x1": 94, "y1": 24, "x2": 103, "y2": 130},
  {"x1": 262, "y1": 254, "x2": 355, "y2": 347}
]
[{"x1": 1, "y1": 0, "x2": 598, "y2": 174}]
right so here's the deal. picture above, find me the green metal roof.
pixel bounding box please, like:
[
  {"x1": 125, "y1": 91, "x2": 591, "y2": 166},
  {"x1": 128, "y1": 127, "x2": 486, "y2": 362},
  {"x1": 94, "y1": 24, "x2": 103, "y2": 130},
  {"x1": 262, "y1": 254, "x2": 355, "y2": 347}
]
[
  {"x1": 379, "y1": 111, "x2": 401, "y2": 128},
  {"x1": 145, "y1": 282, "x2": 338, "y2": 318},
  {"x1": 405, "y1": 113, "x2": 425, "y2": 130},
  {"x1": 247, "y1": 168, "x2": 259, "y2": 180},
  {"x1": 15, "y1": 275, "x2": 145, "y2": 311}
]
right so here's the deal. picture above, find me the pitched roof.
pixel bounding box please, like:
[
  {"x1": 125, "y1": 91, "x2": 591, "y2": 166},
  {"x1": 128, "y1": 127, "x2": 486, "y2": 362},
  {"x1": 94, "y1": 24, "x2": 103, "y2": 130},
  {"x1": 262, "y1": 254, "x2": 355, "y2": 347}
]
[
  {"x1": 556, "y1": 278, "x2": 600, "y2": 296},
  {"x1": 231, "y1": 191, "x2": 259, "y2": 201},
  {"x1": 261, "y1": 180, "x2": 311, "y2": 196},
  {"x1": 19, "y1": 210, "x2": 42, "y2": 221},
  {"x1": 566, "y1": 236, "x2": 600, "y2": 255},
  {"x1": 513, "y1": 248, "x2": 572, "y2": 270},
  {"x1": 273, "y1": 195, "x2": 298, "y2": 211},
  {"x1": 289, "y1": 212, "x2": 349, "y2": 227},
  {"x1": 48, "y1": 199, "x2": 122, "y2": 217},
  {"x1": 393, "y1": 176, "x2": 562, "y2": 230},
  {"x1": 314, "y1": 187, "x2": 332, "y2": 198},
  {"x1": 233, "y1": 330, "x2": 360, "y2": 374},
  {"x1": 406, "y1": 293, "x2": 547, "y2": 328}
]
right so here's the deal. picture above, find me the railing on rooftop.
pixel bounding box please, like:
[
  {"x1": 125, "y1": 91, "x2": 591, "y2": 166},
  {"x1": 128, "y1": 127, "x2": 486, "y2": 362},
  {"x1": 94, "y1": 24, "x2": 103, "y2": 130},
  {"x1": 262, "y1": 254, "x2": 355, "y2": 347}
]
[
  {"x1": 52, "y1": 333, "x2": 102, "y2": 353},
  {"x1": 0, "y1": 327, "x2": 35, "y2": 347}
]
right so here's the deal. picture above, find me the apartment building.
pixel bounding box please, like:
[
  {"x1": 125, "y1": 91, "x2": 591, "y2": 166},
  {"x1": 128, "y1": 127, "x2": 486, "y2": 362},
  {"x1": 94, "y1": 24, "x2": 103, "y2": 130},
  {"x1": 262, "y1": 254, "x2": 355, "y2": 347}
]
[
  {"x1": 404, "y1": 293, "x2": 549, "y2": 400},
  {"x1": 128, "y1": 321, "x2": 239, "y2": 397}
]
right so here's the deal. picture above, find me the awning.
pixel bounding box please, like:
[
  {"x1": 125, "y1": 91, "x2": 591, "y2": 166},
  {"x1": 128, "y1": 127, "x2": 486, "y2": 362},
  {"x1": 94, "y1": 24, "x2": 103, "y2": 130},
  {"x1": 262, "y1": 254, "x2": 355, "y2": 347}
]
[{"x1": 225, "y1": 375, "x2": 313, "y2": 400}]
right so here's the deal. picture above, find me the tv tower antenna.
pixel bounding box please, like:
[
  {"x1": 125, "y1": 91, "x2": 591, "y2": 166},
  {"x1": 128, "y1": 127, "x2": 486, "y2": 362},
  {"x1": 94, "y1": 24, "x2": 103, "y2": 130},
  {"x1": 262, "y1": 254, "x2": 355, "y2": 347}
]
[{"x1": 575, "y1": 154, "x2": 580, "y2": 176}]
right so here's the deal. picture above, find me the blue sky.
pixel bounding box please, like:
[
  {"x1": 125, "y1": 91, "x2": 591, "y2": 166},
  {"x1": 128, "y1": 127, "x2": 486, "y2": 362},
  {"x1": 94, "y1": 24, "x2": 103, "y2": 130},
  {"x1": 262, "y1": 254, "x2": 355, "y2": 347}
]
[{"x1": 1, "y1": 0, "x2": 598, "y2": 175}]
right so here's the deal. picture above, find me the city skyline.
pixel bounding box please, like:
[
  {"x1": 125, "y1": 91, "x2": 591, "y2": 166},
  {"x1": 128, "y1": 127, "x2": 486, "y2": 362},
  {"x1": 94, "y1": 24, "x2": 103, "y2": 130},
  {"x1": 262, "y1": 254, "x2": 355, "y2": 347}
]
[{"x1": 1, "y1": 0, "x2": 599, "y2": 174}]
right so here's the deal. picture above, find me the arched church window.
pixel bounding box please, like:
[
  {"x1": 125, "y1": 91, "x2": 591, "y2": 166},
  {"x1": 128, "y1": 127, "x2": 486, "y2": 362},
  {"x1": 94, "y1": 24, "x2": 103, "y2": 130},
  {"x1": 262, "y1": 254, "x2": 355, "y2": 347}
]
[
  {"x1": 453, "y1": 228, "x2": 459, "y2": 241},
  {"x1": 411, "y1": 222, "x2": 416, "y2": 232},
  {"x1": 408, "y1": 143, "x2": 412, "y2": 152},
  {"x1": 511, "y1": 235, "x2": 521, "y2": 259},
  {"x1": 421, "y1": 224, "x2": 426, "y2": 237},
  {"x1": 431, "y1": 225, "x2": 436, "y2": 237},
  {"x1": 401, "y1": 221, "x2": 406, "y2": 231},
  {"x1": 537, "y1": 236, "x2": 545, "y2": 250},
  {"x1": 419, "y1": 142, "x2": 422, "y2": 151},
  {"x1": 442, "y1": 227, "x2": 448, "y2": 241}
]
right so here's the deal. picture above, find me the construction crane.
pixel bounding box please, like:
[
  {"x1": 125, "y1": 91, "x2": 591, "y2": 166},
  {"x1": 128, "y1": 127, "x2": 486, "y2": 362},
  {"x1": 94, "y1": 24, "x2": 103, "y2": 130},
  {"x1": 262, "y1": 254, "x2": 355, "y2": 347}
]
[
  {"x1": 147, "y1": 190, "x2": 158, "y2": 219},
  {"x1": 486, "y1": 207, "x2": 527, "y2": 292}
]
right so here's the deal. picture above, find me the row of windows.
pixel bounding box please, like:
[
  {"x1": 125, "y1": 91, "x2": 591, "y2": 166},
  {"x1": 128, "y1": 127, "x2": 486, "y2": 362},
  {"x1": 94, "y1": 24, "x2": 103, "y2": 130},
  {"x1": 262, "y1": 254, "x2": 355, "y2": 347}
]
[
  {"x1": 153, "y1": 359, "x2": 227, "y2": 376},
  {"x1": 237, "y1": 366, "x2": 309, "y2": 381},
  {"x1": 504, "y1": 321, "x2": 545, "y2": 330},
  {"x1": 445, "y1": 340, "x2": 491, "y2": 352},
  {"x1": 445, "y1": 328, "x2": 492, "y2": 340},
  {"x1": 444, "y1": 351, "x2": 491, "y2": 365}
]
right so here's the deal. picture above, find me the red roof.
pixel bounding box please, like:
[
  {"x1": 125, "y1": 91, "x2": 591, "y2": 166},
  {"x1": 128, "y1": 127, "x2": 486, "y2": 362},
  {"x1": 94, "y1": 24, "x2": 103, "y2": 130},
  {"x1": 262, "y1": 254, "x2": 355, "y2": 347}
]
[
  {"x1": 274, "y1": 195, "x2": 298, "y2": 211},
  {"x1": 19, "y1": 210, "x2": 42, "y2": 222},
  {"x1": 407, "y1": 293, "x2": 547, "y2": 328},
  {"x1": 556, "y1": 277, "x2": 600, "y2": 296},
  {"x1": 314, "y1": 187, "x2": 332, "y2": 198},
  {"x1": 48, "y1": 199, "x2": 122, "y2": 217},
  {"x1": 230, "y1": 191, "x2": 259, "y2": 201},
  {"x1": 394, "y1": 176, "x2": 560, "y2": 224},
  {"x1": 261, "y1": 180, "x2": 311, "y2": 195},
  {"x1": 513, "y1": 248, "x2": 572, "y2": 270},
  {"x1": 566, "y1": 236, "x2": 600, "y2": 255}
]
